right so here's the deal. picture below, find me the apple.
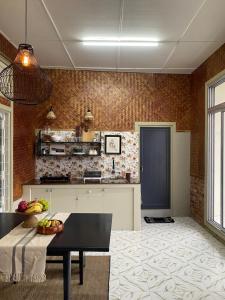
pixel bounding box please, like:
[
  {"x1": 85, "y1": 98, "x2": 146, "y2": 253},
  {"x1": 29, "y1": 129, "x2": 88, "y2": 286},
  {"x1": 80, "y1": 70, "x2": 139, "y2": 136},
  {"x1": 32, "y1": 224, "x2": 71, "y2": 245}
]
[{"x1": 17, "y1": 200, "x2": 28, "y2": 212}]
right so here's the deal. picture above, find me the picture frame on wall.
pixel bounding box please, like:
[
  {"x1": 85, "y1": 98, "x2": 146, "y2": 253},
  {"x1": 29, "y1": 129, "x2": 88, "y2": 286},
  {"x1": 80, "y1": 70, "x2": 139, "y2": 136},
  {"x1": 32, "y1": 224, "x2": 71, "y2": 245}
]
[{"x1": 104, "y1": 135, "x2": 121, "y2": 155}]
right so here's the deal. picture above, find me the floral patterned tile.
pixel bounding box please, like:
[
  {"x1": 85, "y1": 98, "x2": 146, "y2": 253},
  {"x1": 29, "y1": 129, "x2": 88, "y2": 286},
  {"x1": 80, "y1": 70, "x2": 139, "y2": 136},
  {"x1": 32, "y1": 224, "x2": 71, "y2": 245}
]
[{"x1": 36, "y1": 131, "x2": 139, "y2": 180}]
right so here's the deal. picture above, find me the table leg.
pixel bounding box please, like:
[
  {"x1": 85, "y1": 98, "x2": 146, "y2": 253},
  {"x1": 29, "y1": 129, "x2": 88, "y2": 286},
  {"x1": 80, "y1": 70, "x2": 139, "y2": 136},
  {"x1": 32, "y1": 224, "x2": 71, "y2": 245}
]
[
  {"x1": 79, "y1": 250, "x2": 83, "y2": 285},
  {"x1": 63, "y1": 251, "x2": 71, "y2": 300},
  {"x1": 83, "y1": 251, "x2": 86, "y2": 267}
]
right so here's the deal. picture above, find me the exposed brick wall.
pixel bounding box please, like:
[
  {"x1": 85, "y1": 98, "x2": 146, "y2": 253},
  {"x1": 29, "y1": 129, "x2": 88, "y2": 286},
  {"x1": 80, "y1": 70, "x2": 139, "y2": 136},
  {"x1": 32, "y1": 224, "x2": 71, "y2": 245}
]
[
  {"x1": 13, "y1": 104, "x2": 37, "y2": 199},
  {"x1": 0, "y1": 33, "x2": 16, "y2": 61},
  {"x1": 190, "y1": 43, "x2": 225, "y2": 224},
  {"x1": 35, "y1": 70, "x2": 192, "y2": 131},
  {"x1": 0, "y1": 33, "x2": 13, "y2": 108},
  {"x1": 0, "y1": 33, "x2": 36, "y2": 200},
  {"x1": 190, "y1": 176, "x2": 204, "y2": 224}
]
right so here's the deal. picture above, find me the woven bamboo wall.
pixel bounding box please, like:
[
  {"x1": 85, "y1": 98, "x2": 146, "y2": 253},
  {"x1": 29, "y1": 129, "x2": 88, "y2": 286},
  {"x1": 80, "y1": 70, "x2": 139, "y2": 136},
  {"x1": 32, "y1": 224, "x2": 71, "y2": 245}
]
[
  {"x1": 191, "y1": 43, "x2": 225, "y2": 224},
  {"x1": 191, "y1": 43, "x2": 225, "y2": 179},
  {"x1": 0, "y1": 33, "x2": 14, "y2": 107},
  {"x1": 35, "y1": 70, "x2": 192, "y2": 131}
]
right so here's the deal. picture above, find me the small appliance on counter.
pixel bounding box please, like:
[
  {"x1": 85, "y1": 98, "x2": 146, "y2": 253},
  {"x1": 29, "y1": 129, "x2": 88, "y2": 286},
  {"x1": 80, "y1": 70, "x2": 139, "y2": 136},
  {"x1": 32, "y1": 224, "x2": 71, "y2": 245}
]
[
  {"x1": 40, "y1": 175, "x2": 71, "y2": 184},
  {"x1": 72, "y1": 146, "x2": 86, "y2": 156},
  {"x1": 88, "y1": 148, "x2": 98, "y2": 155},
  {"x1": 83, "y1": 170, "x2": 102, "y2": 183}
]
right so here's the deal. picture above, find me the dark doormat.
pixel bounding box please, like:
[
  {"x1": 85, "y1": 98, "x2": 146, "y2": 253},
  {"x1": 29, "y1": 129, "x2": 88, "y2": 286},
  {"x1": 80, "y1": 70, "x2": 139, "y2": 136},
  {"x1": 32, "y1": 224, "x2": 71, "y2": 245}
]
[{"x1": 144, "y1": 216, "x2": 175, "y2": 224}]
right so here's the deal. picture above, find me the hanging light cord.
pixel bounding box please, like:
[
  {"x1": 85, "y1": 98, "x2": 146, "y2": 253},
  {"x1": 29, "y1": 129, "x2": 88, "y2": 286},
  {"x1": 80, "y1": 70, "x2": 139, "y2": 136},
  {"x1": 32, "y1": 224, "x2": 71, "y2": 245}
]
[{"x1": 25, "y1": 0, "x2": 28, "y2": 43}]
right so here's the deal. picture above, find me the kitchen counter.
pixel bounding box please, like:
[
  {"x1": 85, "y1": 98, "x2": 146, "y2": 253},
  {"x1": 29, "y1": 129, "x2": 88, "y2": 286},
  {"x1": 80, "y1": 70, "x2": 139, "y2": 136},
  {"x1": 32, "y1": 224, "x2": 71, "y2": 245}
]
[
  {"x1": 23, "y1": 179, "x2": 141, "y2": 230},
  {"x1": 24, "y1": 178, "x2": 140, "y2": 185}
]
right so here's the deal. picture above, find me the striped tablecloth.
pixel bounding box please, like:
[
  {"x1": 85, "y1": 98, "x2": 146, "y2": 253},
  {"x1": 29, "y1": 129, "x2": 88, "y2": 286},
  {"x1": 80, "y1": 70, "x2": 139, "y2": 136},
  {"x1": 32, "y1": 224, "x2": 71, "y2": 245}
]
[{"x1": 0, "y1": 212, "x2": 70, "y2": 282}]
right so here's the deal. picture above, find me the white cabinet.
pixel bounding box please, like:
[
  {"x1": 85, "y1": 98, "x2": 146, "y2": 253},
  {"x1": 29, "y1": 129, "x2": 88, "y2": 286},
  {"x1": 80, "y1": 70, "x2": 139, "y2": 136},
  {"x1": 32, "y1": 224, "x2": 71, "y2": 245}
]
[
  {"x1": 23, "y1": 184, "x2": 141, "y2": 230},
  {"x1": 103, "y1": 188, "x2": 133, "y2": 230},
  {"x1": 51, "y1": 188, "x2": 76, "y2": 213},
  {"x1": 75, "y1": 188, "x2": 104, "y2": 213},
  {"x1": 23, "y1": 186, "x2": 77, "y2": 213},
  {"x1": 23, "y1": 186, "x2": 51, "y2": 202}
]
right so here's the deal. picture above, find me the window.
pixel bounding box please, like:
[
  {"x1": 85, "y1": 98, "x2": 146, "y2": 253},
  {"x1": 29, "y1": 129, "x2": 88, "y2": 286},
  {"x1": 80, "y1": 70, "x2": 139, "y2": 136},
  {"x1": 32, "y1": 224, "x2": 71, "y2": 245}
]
[
  {"x1": 0, "y1": 108, "x2": 11, "y2": 211},
  {"x1": 0, "y1": 57, "x2": 12, "y2": 212},
  {"x1": 207, "y1": 78, "x2": 225, "y2": 229}
]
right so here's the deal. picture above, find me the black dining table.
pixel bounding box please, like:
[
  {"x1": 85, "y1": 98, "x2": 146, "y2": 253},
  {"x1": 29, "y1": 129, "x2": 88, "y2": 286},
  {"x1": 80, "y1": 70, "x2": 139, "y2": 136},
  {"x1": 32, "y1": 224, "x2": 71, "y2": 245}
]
[{"x1": 0, "y1": 212, "x2": 112, "y2": 300}]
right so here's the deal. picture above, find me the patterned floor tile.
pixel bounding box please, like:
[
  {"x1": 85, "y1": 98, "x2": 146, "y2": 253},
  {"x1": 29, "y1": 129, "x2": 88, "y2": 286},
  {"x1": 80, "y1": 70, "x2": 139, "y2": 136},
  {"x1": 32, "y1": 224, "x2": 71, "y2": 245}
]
[{"x1": 108, "y1": 217, "x2": 225, "y2": 299}]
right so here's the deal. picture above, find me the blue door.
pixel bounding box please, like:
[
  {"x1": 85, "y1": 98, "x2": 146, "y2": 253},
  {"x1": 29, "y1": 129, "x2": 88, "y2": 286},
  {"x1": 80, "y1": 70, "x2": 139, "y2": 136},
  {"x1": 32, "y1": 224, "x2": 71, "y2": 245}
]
[{"x1": 140, "y1": 127, "x2": 171, "y2": 209}]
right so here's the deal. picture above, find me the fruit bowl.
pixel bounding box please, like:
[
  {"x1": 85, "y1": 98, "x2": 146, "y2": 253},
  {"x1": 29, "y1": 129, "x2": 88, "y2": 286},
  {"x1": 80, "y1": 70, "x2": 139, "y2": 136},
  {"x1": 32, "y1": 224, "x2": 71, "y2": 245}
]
[
  {"x1": 15, "y1": 210, "x2": 45, "y2": 228},
  {"x1": 16, "y1": 199, "x2": 49, "y2": 228},
  {"x1": 37, "y1": 220, "x2": 64, "y2": 235}
]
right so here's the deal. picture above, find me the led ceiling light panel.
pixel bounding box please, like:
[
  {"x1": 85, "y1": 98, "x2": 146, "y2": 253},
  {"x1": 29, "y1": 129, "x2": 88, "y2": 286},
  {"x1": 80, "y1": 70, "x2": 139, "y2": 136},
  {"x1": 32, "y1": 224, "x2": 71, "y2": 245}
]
[{"x1": 82, "y1": 40, "x2": 159, "y2": 47}]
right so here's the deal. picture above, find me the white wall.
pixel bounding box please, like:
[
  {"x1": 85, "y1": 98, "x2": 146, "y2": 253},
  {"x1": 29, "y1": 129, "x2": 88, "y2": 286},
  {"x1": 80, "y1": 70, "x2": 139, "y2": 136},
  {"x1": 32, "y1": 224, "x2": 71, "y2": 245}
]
[{"x1": 172, "y1": 131, "x2": 190, "y2": 216}]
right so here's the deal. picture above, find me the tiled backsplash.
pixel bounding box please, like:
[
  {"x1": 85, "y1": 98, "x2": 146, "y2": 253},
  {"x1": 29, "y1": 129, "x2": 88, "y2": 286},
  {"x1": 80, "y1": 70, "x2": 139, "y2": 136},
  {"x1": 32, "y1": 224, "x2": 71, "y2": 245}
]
[{"x1": 36, "y1": 131, "x2": 139, "y2": 179}]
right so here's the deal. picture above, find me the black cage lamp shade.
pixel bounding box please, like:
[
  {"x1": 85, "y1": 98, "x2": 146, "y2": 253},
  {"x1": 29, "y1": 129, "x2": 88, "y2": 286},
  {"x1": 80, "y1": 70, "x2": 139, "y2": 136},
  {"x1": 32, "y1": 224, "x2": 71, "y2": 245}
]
[
  {"x1": 0, "y1": 43, "x2": 53, "y2": 105},
  {"x1": 0, "y1": 0, "x2": 53, "y2": 105}
]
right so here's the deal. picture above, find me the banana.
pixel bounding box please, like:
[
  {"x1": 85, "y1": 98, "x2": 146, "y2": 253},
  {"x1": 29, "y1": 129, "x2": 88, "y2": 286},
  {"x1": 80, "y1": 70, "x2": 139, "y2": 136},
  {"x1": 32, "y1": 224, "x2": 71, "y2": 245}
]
[
  {"x1": 34, "y1": 205, "x2": 42, "y2": 213},
  {"x1": 46, "y1": 221, "x2": 51, "y2": 227},
  {"x1": 35, "y1": 203, "x2": 43, "y2": 209},
  {"x1": 25, "y1": 206, "x2": 36, "y2": 213},
  {"x1": 27, "y1": 201, "x2": 37, "y2": 208},
  {"x1": 38, "y1": 219, "x2": 61, "y2": 228},
  {"x1": 27, "y1": 202, "x2": 43, "y2": 210},
  {"x1": 25, "y1": 204, "x2": 42, "y2": 213}
]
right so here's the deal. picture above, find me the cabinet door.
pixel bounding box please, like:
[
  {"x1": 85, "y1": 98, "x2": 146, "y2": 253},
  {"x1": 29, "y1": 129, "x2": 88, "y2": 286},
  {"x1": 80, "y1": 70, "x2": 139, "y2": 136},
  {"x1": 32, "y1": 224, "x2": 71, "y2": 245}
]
[
  {"x1": 75, "y1": 188, "x2": 103, "y2": 213},
  {"x1": 51, "y1": 188, "x2": 76, "y2": 213},
  {"x1": 30, "y1": 187, "x2": 51, "y2": 202},
  {"x1": 103, "y1": 188, "x2": 133, "y2": 230}
]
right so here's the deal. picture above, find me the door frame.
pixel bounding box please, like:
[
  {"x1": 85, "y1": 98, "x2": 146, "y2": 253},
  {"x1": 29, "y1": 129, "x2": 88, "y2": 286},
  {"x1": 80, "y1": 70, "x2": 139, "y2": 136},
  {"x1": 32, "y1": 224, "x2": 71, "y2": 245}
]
[
  {"x1": 135, "y1": 122, "x2": 176, "y2": 215},
  {"x1": 0, "y1": 102, "x2": 13, "y2": 212}
]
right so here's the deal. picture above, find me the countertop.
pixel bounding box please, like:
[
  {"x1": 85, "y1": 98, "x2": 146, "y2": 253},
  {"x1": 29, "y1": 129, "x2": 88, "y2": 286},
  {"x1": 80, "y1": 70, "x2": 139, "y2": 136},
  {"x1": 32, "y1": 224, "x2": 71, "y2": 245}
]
[{"x1": 24, "y1": 178, "x2": 140, "y2": 185}]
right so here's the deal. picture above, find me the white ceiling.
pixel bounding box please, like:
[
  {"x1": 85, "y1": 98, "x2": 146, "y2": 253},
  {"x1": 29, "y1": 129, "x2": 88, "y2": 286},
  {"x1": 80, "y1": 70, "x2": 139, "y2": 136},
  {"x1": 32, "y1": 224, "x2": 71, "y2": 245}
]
[{"x1": 0, "y1": 0, "x2": 225, "y2": 74}]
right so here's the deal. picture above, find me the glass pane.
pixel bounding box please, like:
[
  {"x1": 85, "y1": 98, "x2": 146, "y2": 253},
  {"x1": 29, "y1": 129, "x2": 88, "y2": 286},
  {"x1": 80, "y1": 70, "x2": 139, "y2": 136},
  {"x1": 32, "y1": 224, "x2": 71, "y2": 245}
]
[
  {"x1": 223, "y1": 113, "x2": 225, "y2": 228},
  {"x1": 0, "y1": 109, "x2": 10, "y2": 212},
  {"x1": 213, "y1": 112, "x2": 221, "y2": 224},
  {"x1": 215, "y1": 82, "x2": 225, "y2": 105},
  {"x1": 0, "y1": 112, "x2": 3, "y2": 211}
]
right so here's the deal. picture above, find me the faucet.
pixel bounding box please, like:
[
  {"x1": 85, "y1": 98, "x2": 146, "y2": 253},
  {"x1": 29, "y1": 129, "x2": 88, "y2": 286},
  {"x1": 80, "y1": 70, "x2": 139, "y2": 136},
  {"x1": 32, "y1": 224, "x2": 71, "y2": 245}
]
[{"x1": 111, "y1": 157, "x2": 115, "y2": 175}]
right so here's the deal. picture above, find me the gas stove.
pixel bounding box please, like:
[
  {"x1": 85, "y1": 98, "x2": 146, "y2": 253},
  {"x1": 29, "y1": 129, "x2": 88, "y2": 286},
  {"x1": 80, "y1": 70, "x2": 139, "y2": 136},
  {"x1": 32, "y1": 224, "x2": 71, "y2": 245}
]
[{"x1": 40, "y1": 175, "x2": 71, "y2": 184}]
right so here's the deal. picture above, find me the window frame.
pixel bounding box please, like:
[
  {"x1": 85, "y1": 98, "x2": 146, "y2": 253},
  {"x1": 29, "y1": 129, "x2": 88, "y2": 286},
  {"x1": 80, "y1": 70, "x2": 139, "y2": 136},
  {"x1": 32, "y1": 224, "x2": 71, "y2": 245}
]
[
  {"x1": 205, "y1": 70, "x2": 225, "y2": 239},
  {"x1": 0, "y1": 55, "x2": 13, "y2": 212},
  {"x1": 0, "y1": 103, "x2": 13, "y2": 212}
]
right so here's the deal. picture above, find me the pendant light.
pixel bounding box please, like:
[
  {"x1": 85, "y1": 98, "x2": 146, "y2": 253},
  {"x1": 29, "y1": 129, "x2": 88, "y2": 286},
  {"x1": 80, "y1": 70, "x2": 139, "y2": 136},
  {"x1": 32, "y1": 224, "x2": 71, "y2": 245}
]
[
  {"x1": 0, "y1": 0, "x2": 52, "y2": 105},
  {"x1": 84, "y1": 109, "x2": 94, "y2": 121},
  {"x1": 46, "y1": 106, "x2": 56, "y2": 120}
]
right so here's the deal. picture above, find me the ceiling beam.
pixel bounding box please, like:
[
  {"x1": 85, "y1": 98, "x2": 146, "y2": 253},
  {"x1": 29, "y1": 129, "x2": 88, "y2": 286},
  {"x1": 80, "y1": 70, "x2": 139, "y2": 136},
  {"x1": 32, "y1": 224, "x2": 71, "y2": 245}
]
[
  {"x1": 40, "y1": 0, "x2": 77, "y2": 69},
  {"x1": 116, "y1": 0, "x2": 125, "y2": 71},
  {"x1": 162, "y1": 0, "x2": 208, "y2": 69}
]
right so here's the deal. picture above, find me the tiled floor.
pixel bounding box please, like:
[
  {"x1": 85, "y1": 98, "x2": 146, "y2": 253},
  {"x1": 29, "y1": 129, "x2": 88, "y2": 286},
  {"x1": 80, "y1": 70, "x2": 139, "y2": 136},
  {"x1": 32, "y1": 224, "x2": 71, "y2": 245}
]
[{"x1": 105, "y1": 217, "x2": 225, "y2": 300}]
